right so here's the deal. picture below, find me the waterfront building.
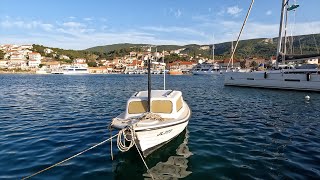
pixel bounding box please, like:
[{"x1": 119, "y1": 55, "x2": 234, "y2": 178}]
[
  {"x1": 168, "y1": 61, "x2": 196, "y2": 72},
  {"x1": 74, "y1": 58, "x2": 86, "y2": 64},
  {"x1": 59, "y1": 55, "x2": 70, "y2": 60},
  {"x1": 88, "y1": 67, "x2": 108, "y2": 74},
  {"x1": 28, "y1": 59, "x2": 41, "y2": 68},
  {"x1": 0, "y1": 60, "x2": 8, "y2": 68},
  {"x1": 28, "y1": 52, "x2": 42, "y2": 61}
]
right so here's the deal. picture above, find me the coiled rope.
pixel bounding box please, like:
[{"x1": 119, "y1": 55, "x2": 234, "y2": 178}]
[{"x1": 117, "y1": 127, "x2": 135, "y2": 152}]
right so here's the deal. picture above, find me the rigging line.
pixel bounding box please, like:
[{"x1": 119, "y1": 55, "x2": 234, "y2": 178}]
[
  {"x1": 298, "y1": 4, "x2": 320, "y2": 54},
  {"x1": 290, "y1": 0, "x2": 298, "y2": 54},
  {"x1": 290, "y1": 6, "x2": 297, "y2": 54},
  {"x1": 22, "y1": 134, "x2": 118, "y2": 180},
  {"x1": 227, "y1": 0, "x2": 255, "y2": 69}
]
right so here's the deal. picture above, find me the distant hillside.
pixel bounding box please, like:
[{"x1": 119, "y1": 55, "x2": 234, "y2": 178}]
[
  {"x1": 86, "y1": 43, "x2": 149, "y2": 53},
  {"x1": 86, "y1": 33, "x2": 320, "y2": 59}
]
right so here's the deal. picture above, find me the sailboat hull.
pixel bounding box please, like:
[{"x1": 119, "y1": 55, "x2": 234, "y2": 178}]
[
  {"x1": 192, "y1": 71, "x2": 222, "y2": 75},
  {"x1": 224, "y1": 71, "x2": 320, "y2": 91}
]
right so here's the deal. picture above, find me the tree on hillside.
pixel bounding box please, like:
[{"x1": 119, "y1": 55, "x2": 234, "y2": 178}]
[
  {"x1": 240, "y1": 59, "x2": 246, "y2": 69},
  {"x1": 250, "y1": 61, "x2": 258, "y2": 69},
  {"x1": 87, "y1": 62, "x2": 97, "y2": 67},
  {"x1": 0, "y1": 50, "x2": 4, "y2": 59},
  {"x1": 164, "y1": 54, "x2": 185, "y2": 63}
]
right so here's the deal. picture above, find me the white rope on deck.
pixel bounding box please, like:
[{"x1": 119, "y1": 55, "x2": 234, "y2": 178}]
[{"x1": 22, "y1": 134, "x2": 118, "y2": 180}]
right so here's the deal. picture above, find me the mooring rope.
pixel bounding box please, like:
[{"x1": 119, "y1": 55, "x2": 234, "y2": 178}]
[
  {"x1": 23, "y1": 123, "x2": 155, "y2": 180},
  {"x1": 116, "y1": 125, "x2": 155, "y2": 180},
  {"x1": 22, "y1": 134, "x2": 118, "y2": 180},
  {"x1": 134, "y1": 142, "x2": 155, "y2": 180}
]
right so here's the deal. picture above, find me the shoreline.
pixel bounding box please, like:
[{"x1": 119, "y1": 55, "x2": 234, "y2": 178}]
[{"x1": 0, "y1": 70, "x2": 35, "y2": 74}]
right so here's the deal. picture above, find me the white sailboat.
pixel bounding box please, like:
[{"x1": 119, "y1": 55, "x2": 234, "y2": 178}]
[
  {"x1": 224, "y1": 0, "x2": 320, "y2": 91},
  {"x1": 111, "y1": 56, "x2": 191, "y2": 157},
  {"x1": 192, "y1": 44, "x2": 222, "y2": 75}
]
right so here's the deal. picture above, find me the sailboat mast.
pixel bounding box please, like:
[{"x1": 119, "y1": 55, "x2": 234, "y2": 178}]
[
  {"x1": 212, "y1": 44, "x2": 215, "y2": 63},
  {"x1": 276, "y1": 0, "x2": 288, "y2": 68},
  {"x1": 283, "y1": 2, "x2": 289, "y2": 58}
]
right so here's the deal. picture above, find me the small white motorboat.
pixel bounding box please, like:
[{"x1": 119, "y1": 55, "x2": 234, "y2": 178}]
[{"x1": 111, "y1": 57, "x2": 191, "y2": 157}]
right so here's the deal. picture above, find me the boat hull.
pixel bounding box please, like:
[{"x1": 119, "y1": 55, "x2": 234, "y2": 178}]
[
  {"x1": 135, "y1": 120, "x2": 189, "y2": 156},
  {"x1": 168, "y1": 70, "x2": 183, "y2": 75},
  {"x1": 224, "y1": 71, "x2": 320, "y2": 91},
  {"x1": 192, "y1": 71, "x2": 221, "y2": 75},
  {"x1": 63, "y1": 71, "x2": 89, "y2": 75}
]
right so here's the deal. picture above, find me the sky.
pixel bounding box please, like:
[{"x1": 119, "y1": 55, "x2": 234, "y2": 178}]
[{"x1": 1, "y1": 0, "x2": 320, "y2": 50}]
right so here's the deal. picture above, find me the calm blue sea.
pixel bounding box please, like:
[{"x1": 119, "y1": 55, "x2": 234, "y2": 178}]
[{"x1": 0, "y1": 74, "x2": 319, "y2": 179}]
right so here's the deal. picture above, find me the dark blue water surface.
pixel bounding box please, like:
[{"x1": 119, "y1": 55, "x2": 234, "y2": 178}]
[{"x1": 0, "y1": 74, "x2": 319, "y2": 180}]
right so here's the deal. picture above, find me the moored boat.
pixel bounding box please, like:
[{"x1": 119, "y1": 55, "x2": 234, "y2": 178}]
[
  {"x1": 224, "y1": 0, "x2": 320, "y2": 91},
  {"x1": 111, "y1": 57, "x2": 191, "y2": 157},
  {"x1": 192, "y1": 62, "x2": 221, "y2": 75},
  {"x1": 63, "y1": 66, "x2": 89, "y2": 75},
  {"x1": 111, "y1": 90, "x2": 191, "y2": 156},
  {"x1": 168, "y1": 69, "x2": 183, "y2": 75}
]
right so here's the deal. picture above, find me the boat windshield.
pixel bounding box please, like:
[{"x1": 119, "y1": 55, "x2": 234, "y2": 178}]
[
  {"x1": 128, "y1": 101, "x2": 148, "y2": 114},
  {"x1": 151, "y1": 100, "x2": 172, "y2": 113},
  {"x1": 128, "y1": 100, "x2": 176, "y2": 114},
  {"x1": 176, "y1": 97, "x2": 183, "y2": 112}
]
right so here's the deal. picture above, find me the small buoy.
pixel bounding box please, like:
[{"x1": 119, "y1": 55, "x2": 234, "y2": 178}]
[{"x1": 305, "y1": 95, "x2": 310, "y2": 100}]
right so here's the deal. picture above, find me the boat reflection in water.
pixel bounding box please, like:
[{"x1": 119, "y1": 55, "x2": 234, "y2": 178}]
[{"x1": 114, "y1": 129, "x2": 192, "y2": 180}]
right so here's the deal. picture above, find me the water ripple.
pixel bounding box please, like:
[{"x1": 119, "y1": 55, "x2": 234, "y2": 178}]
[{"x1": 0, "y1": 74, "x2": 319, "y2": 179}]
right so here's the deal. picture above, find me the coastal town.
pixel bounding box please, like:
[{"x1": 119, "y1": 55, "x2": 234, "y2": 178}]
[{"x1": 0, "y1": 44, "x2": 319, "y2": 75}]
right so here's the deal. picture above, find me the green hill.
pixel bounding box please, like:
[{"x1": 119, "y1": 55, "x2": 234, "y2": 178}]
[
  {"x1": 85, "y1": 33, "x2": 320, "y2": 59},
  {"x1": 32, "y1": 33, "x2": 320, "y2": 62}
]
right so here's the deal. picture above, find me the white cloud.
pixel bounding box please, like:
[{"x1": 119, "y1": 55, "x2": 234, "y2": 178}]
[
  {"x1": 191, "y1": 14, "x2": 213, "y2": 23},
  {"x1": 2, "y1": 16, "x2": 320, "y2": 50},
  {"x1": 166, "y1": 8, "x2": 182, "y2": 18},
  {"x1": 83, "y1": 17, "x2": 93, "y2": 21},
  {"x1": 212, "y1": 20, "x2": 320, "y2": 43},
  {"x1": 174, "y1": 9, "x2": 182, "y2": 18},
  {"x1": 0, "y1": 19, "x2": 54, "y2": 31},
  {"x1": 141, "y1": 26, "x2": 207, "y2": 37},
  {"x1": 99, "y1": 18, "x2": 107, "y2": 22},
  {"x1": 266, "y1": 10, "x2": 272, "y2": 16},
  {"x1": 227, "y1": 6, "x2": 242, "y2": 17},
  {"x1": 63, "y1": 21, "x2": 85, "y2": 28},
  {"x1": 217, "y1": 9, "x2": 225, "y2": 16}
]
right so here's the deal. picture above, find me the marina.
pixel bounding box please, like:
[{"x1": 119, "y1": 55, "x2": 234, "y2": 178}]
[
  {"x1": 1, "y1": 0, "x2": 320, "y2": 179},
  {"x1": 0, "y1": 74, "x2": 319, "y2": 179}
]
